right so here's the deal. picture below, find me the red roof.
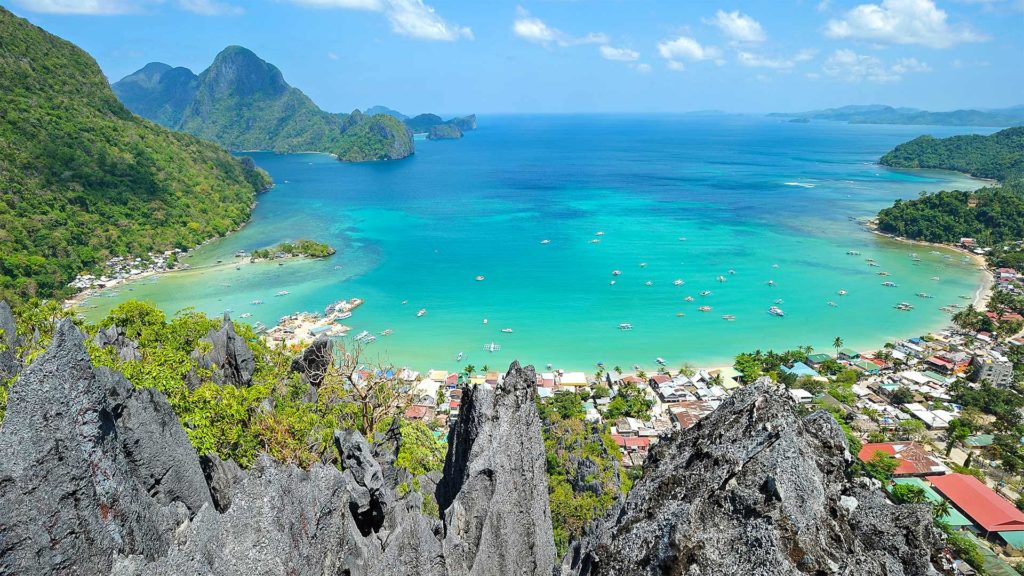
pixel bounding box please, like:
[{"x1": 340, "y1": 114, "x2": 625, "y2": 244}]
[
  {"x1": 858, "y1": 442, "x2": 947, "y2": 476},
  {"x1": 928, "y1": 474, "x2": 1024, "y2": 533},
  {"x1": 404, "y1": 405, "x2": 431, "y2": 419},
  {"x1": 650, "y1": 374, "x2": 672, "y2": 385},
  {"x1": 611, "y1": 434, "x2": 651, "y2": 450}
]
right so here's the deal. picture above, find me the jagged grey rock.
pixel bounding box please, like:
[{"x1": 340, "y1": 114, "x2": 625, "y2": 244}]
[
  {"x1": 190, "y1": 313, "x2": 255, "y2": 387},
  {"x1": 0, "y1": 320, "x2": 181, "y2": 575},
  {"x1": 92, "y1": 325, "x2": 143, "y2": 362},
  {"x1": 577, "y1": 378, "x2": 943, "y2": 576},
  {"x1": 0, "y1": 299, "x2": 20, "y2": 379},
  {"x1": 291, "y1": 335, "x2": 332, "y2": 387},
  {"x1": 200, "y1": 453, "x2": 246, "y2": 512},
  {"x1": 436, "y1": 361, "x2": 556, "y2": 576}
]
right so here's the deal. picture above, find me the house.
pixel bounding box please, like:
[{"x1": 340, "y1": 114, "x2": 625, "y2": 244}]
[
  {"x1": 560, "y1": 371, "x2": 589, "y2": 389},
  {"x1": 903, "y1": 402, "x2": 954, "y2": 429},
  {"x1": 806, "y1": 353, "x2": 833, "y2": 367},
  {"x1": 858, "y1": 442, "x2": 949, "y2": 477},
  {"x1": 851, "y1": 359, "x2": 881, "y2": 375},
  {"x1": 789, "y1": 388, "x2": 814, "y2": 404},
  {"x1": 781, "y1": 362, "x2": 820, "y2": 378},
  {"x1": 404, "y1": 404, "x2": 435, "y2": 422},
  {"x1": 838, "y1": 348, "x2": 860, "y2": 361},
  {"x1": 667, "y1": 401, "x2": 715, "y2": 429},
  {"x1": 928, "y1": 474, "x2": 1024, "y2": 547}
]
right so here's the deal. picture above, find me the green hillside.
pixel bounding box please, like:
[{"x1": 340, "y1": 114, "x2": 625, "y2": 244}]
[
  {"x1": 880, "y1": 127, "x2": 1024, "y2": 182},
  {"x1": 0, "y1": 7, "x2": 271, "y2": 303}
]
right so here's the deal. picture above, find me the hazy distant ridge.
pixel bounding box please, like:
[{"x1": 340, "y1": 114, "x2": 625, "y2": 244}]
[{"x1": 770, "y1": 104, "x2": 1024, "y2": 127}]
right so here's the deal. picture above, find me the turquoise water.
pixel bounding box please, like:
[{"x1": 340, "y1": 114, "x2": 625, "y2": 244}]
[{"x1": 81, "y1": 115, "x2": 991, "y2": 372}]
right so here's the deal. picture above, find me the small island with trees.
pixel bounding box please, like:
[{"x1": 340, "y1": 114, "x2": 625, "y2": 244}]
[{"x1": 249, "y1": 239, "x2": 335, "y2": 261}]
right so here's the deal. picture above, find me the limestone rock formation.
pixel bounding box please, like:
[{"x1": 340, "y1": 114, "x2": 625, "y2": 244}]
[
  {"x1": 436, "y1": 361, "x2": 557, "y2": 576},
  {"x1": 291, "y1": 334, "x2": 332, "y2": 387},
  {"x1": 0, "y1": 299, "x2": 20, "y2": 379},
  {"x1": 93, "y1": 324, "x2": 143, "y2": 362},
  {"x1": 571, "y1": 378, "x2": 943, "y2": 576},
  {"x1": 189, "y1": 313, "x2": 256, "y2": 387}
]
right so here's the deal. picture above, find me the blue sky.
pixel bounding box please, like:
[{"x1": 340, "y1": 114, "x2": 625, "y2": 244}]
[{"x1": 5, "y1": 0, "x2": 1023, "y2": 114}]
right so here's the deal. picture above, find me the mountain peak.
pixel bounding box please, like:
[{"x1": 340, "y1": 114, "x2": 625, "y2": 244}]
[{"x1": 201, "y1": 45, "x2": 288, "y2": 99}]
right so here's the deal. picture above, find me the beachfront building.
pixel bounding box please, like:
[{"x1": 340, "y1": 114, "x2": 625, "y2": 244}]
[{"x1": 857, "y1": 442, "x2": 949, "y2": 477}]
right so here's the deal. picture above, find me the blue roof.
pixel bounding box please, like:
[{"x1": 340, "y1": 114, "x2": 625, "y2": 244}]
[{"x1": 781, "y1": 361, "x2": 820, "y2": 378}]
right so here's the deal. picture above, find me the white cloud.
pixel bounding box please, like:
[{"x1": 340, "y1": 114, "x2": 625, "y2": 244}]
[
  {"x1": 288, "y1": 0, "x2": 471, "y2": 41},
  {"x1": 634, "y1": 62, "x2": 652, "y2": 73},
  {"x1": 599, "y1": 45, "x2": 640, "y2": 62},
  {"x1": 709, "y1": 10, "x2": 766, "y2": 42},
  {"x1": 821, "y1": 48, "x2": 930, "y2": 82},
  {"x1": 825, "y1": 0, "x2": 987, "y2": 48},
  {"x1": 666, "y1": 60, "x2": 686, "y2": 71},
  {"x1": 513, "y1": 7, "x2": 607, "y2": 47},
  {"x1": 658, "y1": 35, "x2": 720, "y2": 61},
  {"x1": 177, "y1": 0, "x2": 241, "y2": 15},
  {"x1": 736, "y1": 48, "x2": 817, "y2": 69}
]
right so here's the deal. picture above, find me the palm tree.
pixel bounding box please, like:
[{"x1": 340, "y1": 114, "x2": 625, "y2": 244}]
[
  {"x1": 613, "y1": 365, "x2": 623, "y2": 376},
  {"x1": 481, "y1": 364, "x2": 489, "y2": 373},
  {"x1": 833, "y1": 336, "x2": 844, "y2": 358},
  {"x1": 463, "y1": 364, "x2": 476, "y2": 377},
  {"x1": 932, "y1": 500, "x2": 952, "y2": 522}
]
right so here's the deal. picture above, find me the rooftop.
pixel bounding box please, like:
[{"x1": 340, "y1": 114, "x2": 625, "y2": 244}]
[
  {"x1": 928, "y1": 473, "x2": 1024, "y2": 533},
  {"x1": 858, "y1": 442, "x2": 948, "y2": 476}
]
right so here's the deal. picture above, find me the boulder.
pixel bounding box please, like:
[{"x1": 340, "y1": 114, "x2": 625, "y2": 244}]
[
  {"x1": 290, "y1": 335, "x2": 332, "y2": 387},
  {"x1": 436, "y1": 361, "x2": 556, "y2": 576},
  {"x1": 190, "y1": 313, "x2": 255, "y2": 387}
]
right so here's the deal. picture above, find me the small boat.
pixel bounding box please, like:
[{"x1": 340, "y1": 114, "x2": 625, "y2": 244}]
[
  {"x1": 656, "y1": 357, "x2": 666, "y2": 366},
  {"x1": 678, "y1": 237, "x2": 687, "y2": 241},
  {"x1": 590, "y1": 239, "x2": 601, "y2": 244},
  {"x1": 772, "y1": 264, "x2": 779, "y2": 268},
  {"x1": 700, "y1": 290, "x2": 712, "y2": 296},
  {"x1": 475, "y1": 275, "x2": 485, "y2": 281},
  {"x1": 456, "y1": 352, "x2": 464, "y2": 361},
  {"x1": 774, "y1": 298, "x2": 784, "y2": 304},
  {"x1": 882, "y1": 281, "x2": 898, "y2": 287},
  {"x1": 868, "y1": 262, "x2": 880, "y2": 267},
  {"x1": 363, "y1": 335, "x2": 377, "y2": 344},
  {"x1": 595, "y1": 231, "x2": 605, "y2": 236},
  {"x1": 699, "y1": 306, "x2": 712, "y2": 312},
  {"x1": 717, "y1": 275, "x2": 726, "y2": 282},
  {"x1": 484, "y1": 342, "x2": 501, "y2": 352},
  {"x1": 728, "y1": 269, "x2": 736, "y2": 275},
  {"x1": 401, "y1": 300, "x2": 408, "y2": 305},
  {"x1": 916, "y1": 292, "x2": 933, "y2": 299},
  {"x1": 722, "y1": 314, "x2": 736, "y2": 321},
  {"x1": 540, "y1": 239, "x2": 550, "y2": 244},
  {"x1": 618, "y1": 323, "x2": 633, "y2": 330},
  {"x1": 610, "y1": 280, "x2": 616, "y2": 285},
  {"x1": 612, "y1": 270, "x2": 622, "y2": 276},
  {"x1": 336, "y1": 311, "x2": 352, "y2": 320},
  {"x1": 675, "y1": 312, "x2": 685, "y2": 317},
  {"x1": 416, "y1": 308, "x2": 427, "y2": 317},
  {"x1": 847, "y1": 250, "x2": 861, "y2": 256},
  {"x1": 931, "y1": 276, "x2": 940, "y2": 281},
  {"x1": 827, "y1": 301, "x2": 838, "y2": 307},
  {"x1": 639, "y1": 262, "x2": 647, "y2": 268},
  {"x1": 959, "y1": 295, "x2": 971, "y2": 300},
  {"x1": 380, "y1": 329, "x2": 393, "y2": 336},
  {"x1": 239, "y1": 313, "x2": 252, "y2": 319},
  {"x1": 501, "y1": 328, "x2": 514, "y2": 333},
  {"x1": 334, "y1": 265, "x2": 343, "y2": 270},
  {"x1": 354, "y1": 330, "x2": 370, "y2": 341},
  {"x1": 895, "y1": 302, "x2": 914, "y2": 311},
  {"x1": 767, "y1": 280, "x2": 775, "y2": 286},
  {"x1": 250, "y1": 299, "x2": 263, "y2": 305},
  {"x1": 837, "y1": 289, "x2": 847, "y2": 296},
  {"x1": 483, "y1": 318, "x2": 488, "y2": 324},
  {"x1": 685, "y1": 296, "x2": 695, "y2": 302},
  {"x1": 673, "y1": 279, "x2": 684, "y2": 286},
  {"x1": 878, "y1": 271, "x2": 891, "y2": 276},
  {"x1": 645, "y1": 281, "x2": 653, "y2": 286},
  {"x1": 275, "y1": 290, "x2": 290, "y2": 297},
  {"x1": 768, "y1": 306, "x2": 784, "y2": 317}
]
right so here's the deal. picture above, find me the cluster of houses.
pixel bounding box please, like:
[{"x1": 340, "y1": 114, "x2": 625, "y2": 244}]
[{"x1": 68, "y1": 251, "x2": 180, "y2": 291}]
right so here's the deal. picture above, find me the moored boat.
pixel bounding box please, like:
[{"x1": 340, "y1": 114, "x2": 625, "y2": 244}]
[{"x1": 768, "y1": 306, "x2": 784, "y2": 317}]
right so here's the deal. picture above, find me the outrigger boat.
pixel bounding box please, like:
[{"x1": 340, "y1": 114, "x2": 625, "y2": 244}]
[
  {"x1": 484, "y1": 342, "x2": 501, "y2": 353},
  {"x1": 618, "y1": 323, "x2": 633, "y2": 330},
  {"x1": 416, "y1": 308, "x2": 427, "y2": 317},
  {"x1": 768, "y1": 306, "x2": 784, "y2": 317}
]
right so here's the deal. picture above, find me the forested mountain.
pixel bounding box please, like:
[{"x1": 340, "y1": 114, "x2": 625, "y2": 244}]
[
  {"x1": 0, "y1": 7, "x2": 271, "y2": 304},
  {"x1": 114, "y1": 46, "x2": 414, "y2": 162},
  {"x1": 876, "y1": 127, "x2": 1024, "y2": 244},
  {"x1": 771, "y1": 105, "x2": 1024, "y2": 127}
]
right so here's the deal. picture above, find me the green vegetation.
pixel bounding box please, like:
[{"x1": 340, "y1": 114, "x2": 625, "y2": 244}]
[
  {"x1": 113, "y1": 47, "x2": 414, "y2": 162},
  {"x1": 880, "y1": 127, "x2": 1024, "y2": 182},
  {"x1": 405, "y1": 113, "x2": 445, "y2": 133},
  {"x1": 0, "y1": 8, "x2": 271, "y2": 305},
  {"x1": 250, "y1": 239, "x2": 335, "y2": 260},
  {"x1": 604, "y1": 383, "x2": 653, "y2": 421},
  {"x1": 876, "y1": 181, "x2": 1024, "y2": 245},
  {"x1": 537, "y1": 395, "x2": 629, "y2": 556},
  {"x1": 863, "y1": 450, "x2": 900, "y2": 481},
  {"x1": 427, "y1": 123, "x2": 463, "y2": 140}
]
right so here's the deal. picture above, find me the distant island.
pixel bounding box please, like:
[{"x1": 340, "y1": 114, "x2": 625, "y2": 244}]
[
  {"x1": 875, "y1": 127, "x2": 1024, "y2": 245},
  {"x1": 771, "y1": 104, "x2": 1024, "y2": 127},
  {"x1": 0, "y1": 8, "x2": 271, "y2": 306},
  {"x1": 113, "y1": 47, "x2": 414, "y2": 162},
  {"x1": 392, "y1": 111, "x2": 477, "y2": 138}
]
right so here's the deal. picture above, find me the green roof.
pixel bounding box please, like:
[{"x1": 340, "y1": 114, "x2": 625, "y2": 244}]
[
  {"x1": 891, "y1": 478, "x2": 973, "y2": 527},
  {"x1": 999, "y1": 531, "x2": 1024, "y2": 550},
  {"x1": 966, "y1": 532, "x2": 1020, "y2": 576},
  {"x1": 852, "y1": 359, "x2": 880, "y2": 372},
  {"x1": 965, "y1": 434, "x2": 995, "y2": 448},
  {"x1": 807, "y1": 353, "x2": 832, "y2": 363},
  {"x1": 839, "y1": 348, "x2": 860, "y2": 358}
]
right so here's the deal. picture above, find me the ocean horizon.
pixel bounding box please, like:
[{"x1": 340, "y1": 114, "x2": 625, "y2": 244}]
[{"x1": 80, "y1": 114, "x2": 993, "y2": 373}]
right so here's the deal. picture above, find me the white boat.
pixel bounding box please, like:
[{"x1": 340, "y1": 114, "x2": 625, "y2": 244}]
[
  {"x1": 673, "y1": 279, "x2": 684, "y2": 286},
  {"x1": 767, "y1": 280, "x2": 775, "y2": 286},
  {"x1": 612, "y1": 270, "x2": 622, "y2": 276},
  {"x1": 678, "y1": 237, "x2": 687, "y2": 241},
  {"x1": 656, "y1": 357, "x2": 666, "y2": 365},
  {"x1": 882, "y1": 281, "x2": 898, "y2": 287},
  {"x1": 401, "y1": 300, "x2": 408, "y2": 304},
  {"x1": 501, "y1": 328, "x2": 514, "y2": 333},
  {"x1": 595, "y1": 231, "x2": 605, "y2": 236},
  {"x1": 868, "y1": 262, "x2": 880, "y2": 267},
  {"x1": 484, "y1": 342, "x2": 501, "y2": 352},
  {"x1": 685, "y1": 296, "x2": 695, "y2": 302},
  {"x1": 847, "y1": 250, "x2": 861, "y2": 255},
  {"x1": 380, "y1": 329, "x2": 393, "y2": 336},
  {"x1": 700, "y1": 290, "x2": 712, "y2": 296},
  {"x1": 931, "y1": 276, "x2": 940, "y2": 281},
  {"x1": 540, "y1": 239, "x2": 551, "y2": 244},
  {"x1": 610, "y1": 280, "x2": 616, "y2": 285},
  {"x1": 895, "y1": 302, "x2": 914, "y2": 311},
  {"x1": 475, "y1": 275, "x2": 485, "y2": 281},
  {"x1": 618, "y1": 323, "x2": 633, "y2": 330},
  {"x1": 837, "y1": 289, "x2": 847, "y2": 296},
  {"x1": 456, "y1": 352, "x2": 464, "y2": 361},
  {"x1": 721, "y1": 314, "x2": 736, "y2": 321},
  {"x1": 645, "y1": 281, "x2": 653, "y2": 286},
  {"x1": 275, "y1": 290, "x2": 289, "y2": 297},
  {"x1": 717, "y1": 276, "x2": 726, "y2": 282},
  {"x1": 768, "y1": 306, "x2": 784, "y2": 317},
  {"x1": 827, "y1": 301, "x2": 838, "y2": 307},
  {"x1": 336, "y1": 311, "x2": 352, "y2": 319},
  {"x1": 916, "y1": 292, "x2": 933, "y2": 298},
  {"x1": 483, "y1": 318, "x2": 488, "y2": 324},
  {"x1": 772, "y1": 264, "x2": 779, "y2": 268},
  {"x1": 639, "y1": 262, "x2": 647, "y2": 268},
  {"x1": 878, "y1": 271, "x2": 891, "y2": 276},
  {"x1": 239, "y1": 313, "x2": 252, "y2": 319},
  {"x1": 590, "y1": 239, "x2": 601, "y2": 244},
  {"x1": 354, "y1": 330, "x2": 370, "y2": 341},
  {"x1": 774, "y1": 298, "x2": 784, "y2": 304},
  {"x1": 728, "y1": 269, "x2": 736, "y2": 275},
  {"x1": 699, "y1": 305, "x2": 712, "y2": 312},
  {"x1": 250, "y1": 300, "x2": 263, "y2": 305},
  {"x1": 416, "y1": 308, "x2": 427, "y2": 317}
]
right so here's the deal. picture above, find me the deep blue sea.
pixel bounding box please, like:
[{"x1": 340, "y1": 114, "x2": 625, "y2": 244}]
[{"x1": 83, "y1": 114, "x2": 992, "y2": 372}]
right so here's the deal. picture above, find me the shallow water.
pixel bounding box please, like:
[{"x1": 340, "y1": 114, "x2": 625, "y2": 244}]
[{"x1": 81, "y1": 114, "x2": 991, "y2": 373}]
